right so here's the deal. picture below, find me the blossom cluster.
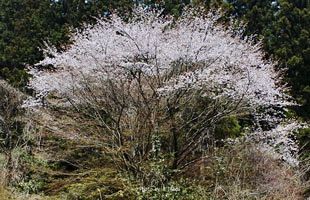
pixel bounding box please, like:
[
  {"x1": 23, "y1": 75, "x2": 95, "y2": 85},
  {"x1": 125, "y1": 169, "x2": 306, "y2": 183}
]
[{"x1": 248, "y1": 122, "x2": 305, "y2": 166}]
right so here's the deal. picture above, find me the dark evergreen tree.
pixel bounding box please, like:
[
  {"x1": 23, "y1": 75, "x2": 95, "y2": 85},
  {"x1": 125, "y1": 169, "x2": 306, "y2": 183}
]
[{"x1": 227, "y1": 0, "x2": 310, "y2": 117}]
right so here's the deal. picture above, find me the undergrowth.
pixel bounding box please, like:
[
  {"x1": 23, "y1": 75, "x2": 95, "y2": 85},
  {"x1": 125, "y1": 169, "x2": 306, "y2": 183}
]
[{"x1": 4, "y1": 143, "x2": 304, "y2": 200}]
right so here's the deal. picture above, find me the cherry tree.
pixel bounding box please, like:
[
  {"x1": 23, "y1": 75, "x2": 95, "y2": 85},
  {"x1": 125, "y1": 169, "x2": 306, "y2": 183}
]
[{"x1": 25, "y1": 8, "x2": 302, "y2": 173}]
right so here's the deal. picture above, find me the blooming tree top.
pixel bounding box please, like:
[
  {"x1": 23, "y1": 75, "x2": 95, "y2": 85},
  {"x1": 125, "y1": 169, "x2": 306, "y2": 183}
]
[{"x1": 28, "y1": 8, "x2": 290, "y2": 108}]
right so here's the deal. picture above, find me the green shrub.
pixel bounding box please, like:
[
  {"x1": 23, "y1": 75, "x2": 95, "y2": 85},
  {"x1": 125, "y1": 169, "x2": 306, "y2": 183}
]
[{"x1": 215, "y1": 116, "x2": 242, "y2": 140}]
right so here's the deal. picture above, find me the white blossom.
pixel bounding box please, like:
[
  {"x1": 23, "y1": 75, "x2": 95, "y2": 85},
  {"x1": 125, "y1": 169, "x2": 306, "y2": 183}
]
[
  {"x1": 28, "y1": 9, "x2": 290, "y2": 109},
  {"x1": 246, "y1": 122, "x2": 307, "y2": 166}
]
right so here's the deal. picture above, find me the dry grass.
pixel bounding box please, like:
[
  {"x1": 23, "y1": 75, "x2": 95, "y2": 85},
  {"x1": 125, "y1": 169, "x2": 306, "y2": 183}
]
[
  {"x1": 0, "y1": 187, "x2": 14, "y2": 200},
  {"x1": 0, "y1": 187, "x2": 54, "y2": 200},
  {"x1": 209, "y1": 144, "x2": 305, "y2": 200},
  {"x1": 183, "y1": 143, "x2": 306, "y2": 200}
]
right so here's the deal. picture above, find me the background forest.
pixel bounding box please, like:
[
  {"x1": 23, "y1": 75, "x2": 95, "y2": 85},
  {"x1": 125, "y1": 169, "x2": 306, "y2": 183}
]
[
  {"x1": 0, "y1": 0, "x2": 309, "y2": 115},
  {"x1": 0, "y1": 0, "x2": 309, "y2": 199}
]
